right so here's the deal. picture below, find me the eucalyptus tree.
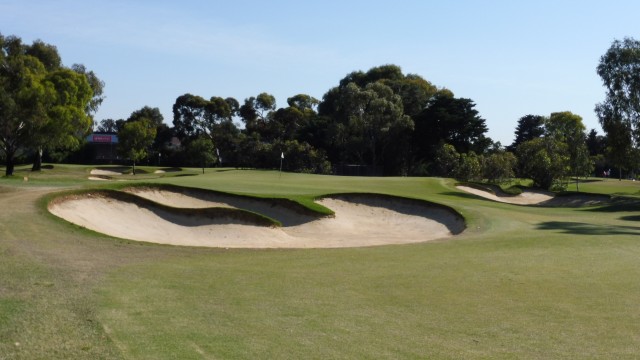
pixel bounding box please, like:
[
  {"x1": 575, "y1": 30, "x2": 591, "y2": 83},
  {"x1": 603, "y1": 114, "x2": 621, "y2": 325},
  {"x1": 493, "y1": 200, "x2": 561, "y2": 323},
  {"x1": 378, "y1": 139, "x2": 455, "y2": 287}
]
[
  {"x1": 595, "y1": 37, "x2": 640, "y2": 178},
  {"x1": 324, "y1": 81, "x2": 413, "y2": 169},
  {"x1": 71, "y1": 63, "x2": 105, "y2": 121},
  {"x1": 173, "y1": 93, "x2": 238, "y2": 164},
  {"x1": 172, "y1": 93, "x2": 209, "y2": 139},
  {"x1": 0, "y1": 34, "x2": 97, "y2": 175},
  {"x1": 239, "y1": 92, "x2": 276, "y2": 138},
  {"x1": 29, "y1": 67, "x2": 93, "y2": 170},
  {"x1": 319, "y1": 65, "x2": 435, "y2": 174},
  {"x1": 287, "y1": 94, "x2": 319, "y2": 111}
]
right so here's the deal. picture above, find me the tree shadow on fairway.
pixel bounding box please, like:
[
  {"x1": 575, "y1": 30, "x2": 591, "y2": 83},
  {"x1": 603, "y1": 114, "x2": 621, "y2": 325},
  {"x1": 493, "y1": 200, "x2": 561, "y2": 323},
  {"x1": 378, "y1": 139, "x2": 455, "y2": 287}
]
[
  {"x1": 536, "y1": 221, "x2": 640, "y2": 236},
  {"x1": 619, "y1": 215, "x2": 640, "y2": 222},
  {"x1": 580, "y1": 197, "x2": 640, "y2": 213}
]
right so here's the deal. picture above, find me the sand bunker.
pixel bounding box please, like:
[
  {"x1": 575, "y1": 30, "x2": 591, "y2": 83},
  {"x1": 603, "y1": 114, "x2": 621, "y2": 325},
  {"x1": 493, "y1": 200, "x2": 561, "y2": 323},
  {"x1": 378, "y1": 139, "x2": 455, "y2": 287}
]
[
  {"x1": 90, "y1": 169, "x2": 124, "y2": 176},
  {"x1": 456, "y1": 185, "x2": 609, "y2": 206},
  {"x1": 457, "y1": 186, "x2": 553, "y2": 205},
  {"x1": 49, "y1": 189, "x2": 465, "y2": 248}
]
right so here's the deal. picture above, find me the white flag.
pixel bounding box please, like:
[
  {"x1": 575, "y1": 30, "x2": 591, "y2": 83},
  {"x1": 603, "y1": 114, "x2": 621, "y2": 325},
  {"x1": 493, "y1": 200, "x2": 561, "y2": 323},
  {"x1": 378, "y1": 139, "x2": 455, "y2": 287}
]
[{"x1": 281, "y1": 152, "x2": 284, "y2": 159}]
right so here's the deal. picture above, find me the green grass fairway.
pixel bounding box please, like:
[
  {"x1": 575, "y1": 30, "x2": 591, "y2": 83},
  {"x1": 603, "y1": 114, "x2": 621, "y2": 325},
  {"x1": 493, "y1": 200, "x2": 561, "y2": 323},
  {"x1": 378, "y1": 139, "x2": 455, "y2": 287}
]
[{"x1": 2, "y1": 165, "x2": 640, "y2": 358}]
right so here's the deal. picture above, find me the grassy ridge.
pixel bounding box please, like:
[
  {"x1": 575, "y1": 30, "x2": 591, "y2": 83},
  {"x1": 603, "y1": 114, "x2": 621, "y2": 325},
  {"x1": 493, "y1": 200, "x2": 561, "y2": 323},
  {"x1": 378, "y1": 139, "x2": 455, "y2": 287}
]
[{"x1": 2, "y1": 165, "x2": 640, "y2": 358}]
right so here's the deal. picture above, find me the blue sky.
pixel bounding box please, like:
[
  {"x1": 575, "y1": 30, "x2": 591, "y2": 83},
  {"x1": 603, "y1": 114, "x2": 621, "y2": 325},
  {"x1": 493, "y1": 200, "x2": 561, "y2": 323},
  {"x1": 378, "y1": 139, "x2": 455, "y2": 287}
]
[{"x1": 1, "y1": 0, "x2": 638, "y2": 145}]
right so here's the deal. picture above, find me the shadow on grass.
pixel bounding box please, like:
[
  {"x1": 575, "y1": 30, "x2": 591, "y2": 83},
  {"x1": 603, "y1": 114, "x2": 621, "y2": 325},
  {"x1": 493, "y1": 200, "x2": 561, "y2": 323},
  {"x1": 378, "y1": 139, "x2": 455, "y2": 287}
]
[
  {"x1": 620, "y1": 215, "x2": 640, "y2": 222},
  {"x1": 580, "y1": 197, "x2": 640, "y2": 213},
  {"x1": 536, "y1": 221, "x2": 640, "y2": 236}
]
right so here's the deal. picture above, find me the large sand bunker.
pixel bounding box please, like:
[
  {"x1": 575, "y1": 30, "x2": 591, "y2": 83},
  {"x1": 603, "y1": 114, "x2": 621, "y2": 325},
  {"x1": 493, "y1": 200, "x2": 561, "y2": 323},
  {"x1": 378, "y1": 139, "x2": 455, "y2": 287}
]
[{"x1": 49, "y1": 188, "x2": 465, "y2": 248}]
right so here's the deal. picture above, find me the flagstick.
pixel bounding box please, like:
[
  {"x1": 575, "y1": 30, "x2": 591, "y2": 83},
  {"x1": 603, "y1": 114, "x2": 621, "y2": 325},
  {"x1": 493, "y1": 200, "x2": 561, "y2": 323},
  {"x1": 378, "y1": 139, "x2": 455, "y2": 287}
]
[{"x1": 279, "y1": 152, "x2": 283, "y2": 178}]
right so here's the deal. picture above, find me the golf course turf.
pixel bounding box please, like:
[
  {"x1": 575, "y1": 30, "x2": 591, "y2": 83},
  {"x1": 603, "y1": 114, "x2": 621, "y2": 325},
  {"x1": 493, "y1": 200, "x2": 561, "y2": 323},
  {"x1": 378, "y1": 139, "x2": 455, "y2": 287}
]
[{"x1": 2, "y1": 164, "x2": 640, "y2": 358}]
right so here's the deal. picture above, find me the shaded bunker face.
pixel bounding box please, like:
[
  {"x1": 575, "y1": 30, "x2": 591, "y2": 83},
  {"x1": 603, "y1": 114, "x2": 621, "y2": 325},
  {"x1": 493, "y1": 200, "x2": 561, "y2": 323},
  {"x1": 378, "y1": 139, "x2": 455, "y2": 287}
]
[
  {"x1": 48, "y1": 187, "x2": 466, "y2": 249},
  {"x1": 123, "y1": 186, "x2": 323, "y2": 227}
]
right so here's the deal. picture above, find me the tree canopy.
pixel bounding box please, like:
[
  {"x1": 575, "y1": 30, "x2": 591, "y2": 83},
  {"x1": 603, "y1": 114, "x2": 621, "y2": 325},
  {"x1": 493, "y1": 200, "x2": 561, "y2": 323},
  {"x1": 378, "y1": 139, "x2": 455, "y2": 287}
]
[
  {"x1": 413, "y1": 93, "x2": 491, "y2": 165},
  {"x1": 8, "y1": 30, "x2": 623, "y2": 185},
  {"x1": 595, "y1": 37, "x2": 640, "y2": 178},
  {"x1": 509, "y1": 114, "x2": 545, "y2": 151},
  {"x1": 118, "y1": 118, "x2": 156, "y2": 174},
  {"x1": 0, "y1": 34, "x2": 99, "y2": 175}
]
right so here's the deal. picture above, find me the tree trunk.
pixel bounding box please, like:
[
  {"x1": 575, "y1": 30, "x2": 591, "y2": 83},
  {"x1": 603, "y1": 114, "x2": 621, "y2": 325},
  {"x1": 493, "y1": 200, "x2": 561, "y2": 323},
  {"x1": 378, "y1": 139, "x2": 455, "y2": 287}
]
[
  {"x1": 5, "y1": 150, "x2": 15, "y2": 176},
  {"x1": 31, "y1": 147, "x2": 43, "y2": 171},
  {"x1": 132, "y1": 160, "x2": 136, "y2": 175}
]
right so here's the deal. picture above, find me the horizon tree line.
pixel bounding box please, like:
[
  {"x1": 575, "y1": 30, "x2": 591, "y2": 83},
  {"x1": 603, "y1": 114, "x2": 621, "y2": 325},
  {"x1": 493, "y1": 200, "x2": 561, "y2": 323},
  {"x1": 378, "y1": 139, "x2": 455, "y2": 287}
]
[{"x1": 2, "y1": 33, "x2": 638, "y2": 189}]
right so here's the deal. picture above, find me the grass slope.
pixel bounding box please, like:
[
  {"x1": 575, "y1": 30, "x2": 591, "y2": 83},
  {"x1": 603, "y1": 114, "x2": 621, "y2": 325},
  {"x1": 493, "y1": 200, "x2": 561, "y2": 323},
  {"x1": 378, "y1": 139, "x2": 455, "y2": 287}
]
[{"x1": 2, "y1": 165, "x2": 640, "y2": 358}]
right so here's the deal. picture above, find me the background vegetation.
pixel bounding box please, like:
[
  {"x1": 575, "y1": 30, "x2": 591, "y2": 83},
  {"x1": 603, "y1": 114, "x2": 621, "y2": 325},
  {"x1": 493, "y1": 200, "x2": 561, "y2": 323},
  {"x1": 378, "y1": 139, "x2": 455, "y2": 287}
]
[{"x1": 5, "y1": 34, "x2": 640, "y2": 189}]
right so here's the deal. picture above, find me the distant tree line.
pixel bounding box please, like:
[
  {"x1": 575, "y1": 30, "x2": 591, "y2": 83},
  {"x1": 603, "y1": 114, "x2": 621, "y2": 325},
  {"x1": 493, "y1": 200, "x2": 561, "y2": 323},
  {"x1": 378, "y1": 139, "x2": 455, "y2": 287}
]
[
  {"x1": 135, "y1": 65, "x2": 493, "y2": 176},
  {"x1": 3, "y1": 33, "x2": 640, "y2": 190}
]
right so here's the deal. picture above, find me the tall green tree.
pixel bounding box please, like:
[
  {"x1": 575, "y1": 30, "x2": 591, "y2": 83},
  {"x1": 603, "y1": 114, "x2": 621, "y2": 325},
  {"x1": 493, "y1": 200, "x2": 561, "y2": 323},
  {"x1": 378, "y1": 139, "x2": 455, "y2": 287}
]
[
  {"x1": 595, "y1": 37, "x2": 640, "y2": 178},
  {"x1": 546, "y1": 111, "x2": 593, "y2": 189},
  {"x1": 509, "y1": 114, "x2": 545, "y2": 151},
  {"x1": 71, "y1": 63, "x2": 105, "y2": 121},
  {"x1": 173, "y1": 93, "x2": 238, "y2": 165},
  {"x1": 319, "y1": 64, "x2": 440, "y2": 174},
  {"x1": 287, "y1": 94, "x2": 319, "y2": 111},
  {"x1": 413, "y1": 93, "x2": 491, "y2": 161},
  {"x1": 0, "y1": 35, "x2": 46, "y2": 176},
  {"x1": 118, "y1": 118, "x2": 156, "y2": 175},
  {"x1": 327, "y1": 81, "x2": 413, "y2": 169},
  {"x1": 29, "y1": 68, "x2": 93, "y2": 171},
  {"x1": 172, "y1": 93, "x2": 209, "y2": 139},
  {"x1": 0, "y1": 34, "x2": 97, "y2": 175}
]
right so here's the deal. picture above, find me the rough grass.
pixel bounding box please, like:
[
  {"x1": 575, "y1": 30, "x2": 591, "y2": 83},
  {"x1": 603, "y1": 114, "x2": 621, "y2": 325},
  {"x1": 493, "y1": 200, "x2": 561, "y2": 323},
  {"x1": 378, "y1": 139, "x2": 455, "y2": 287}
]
[{"x1": 2, "y1": 165, "x2": 640, "y2": 358}]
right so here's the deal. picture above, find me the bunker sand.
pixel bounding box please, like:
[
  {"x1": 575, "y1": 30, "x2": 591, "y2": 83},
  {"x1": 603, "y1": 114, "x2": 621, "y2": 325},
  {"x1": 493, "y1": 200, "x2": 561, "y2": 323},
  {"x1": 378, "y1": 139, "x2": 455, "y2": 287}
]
[
  {"x1": 456, "y1": 185, "x2": 610, "y2": 206},
  {"x1": 49, "y1": 189, "x2": 465, "y2": 248},
  {"x1": 456, "y1": 185, "x2": 553, "y2": 205}
]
